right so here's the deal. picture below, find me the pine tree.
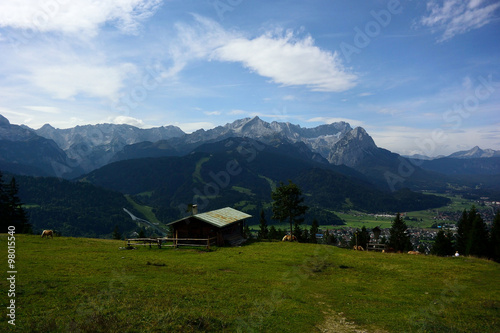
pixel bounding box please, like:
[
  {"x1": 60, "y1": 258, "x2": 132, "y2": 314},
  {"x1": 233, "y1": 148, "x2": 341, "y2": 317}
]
[
  {"x1": 457, "y1": 206, "x2": 489, "y2": 257},
  {"x1": 490, "y1": 211, "x2": 500, "y2": 262},
  {"x1": 431, "y1": 229, "x2": 454, "y2": 256},
  {"x1": 309, "y1": 218, "x2": 319, "y2": 243},
  {"x1": 388, "y1": 213, "x2": 412, "y2": 252},
  {"x1": 113, "y1": 225, "x2": 122, "y2": 240},
  {"x1": 0, "y1": 174, "x2": 30, "y2": 233},
  {"x1": 269, "y1": 225, "x2": 278, "y2": 240},
  {"x1": 293, "y1": 222, "x2": 302, "y2": 241},
  {"x1": 257, "y1": 209, "x2": 269, "y2": 240}
]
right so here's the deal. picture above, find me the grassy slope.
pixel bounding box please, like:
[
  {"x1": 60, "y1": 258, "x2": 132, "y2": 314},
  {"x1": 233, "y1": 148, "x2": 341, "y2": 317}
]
[{"x1": 1, "y1": 235, "x2": 499, "y2": 333}]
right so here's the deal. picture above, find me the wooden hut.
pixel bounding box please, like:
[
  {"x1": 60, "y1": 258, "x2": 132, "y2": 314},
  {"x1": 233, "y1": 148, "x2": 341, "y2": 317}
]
[{"x1": 166, "y1": 207, "x2": 251, "y2": 247}]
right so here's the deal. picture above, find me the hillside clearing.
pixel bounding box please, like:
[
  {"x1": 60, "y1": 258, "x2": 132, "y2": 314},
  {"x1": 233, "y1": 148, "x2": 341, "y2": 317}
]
[{"x1": 1, "y1": 235, "x2": 499, "y2": 332}]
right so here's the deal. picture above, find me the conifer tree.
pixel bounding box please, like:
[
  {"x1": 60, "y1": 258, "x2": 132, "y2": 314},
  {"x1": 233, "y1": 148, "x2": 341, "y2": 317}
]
[
  {"x1": 388, "y1": 213, "x2": 412, "y2": 252},
  {"x1": 257, "y1": 209, "x2": 269, "y2": 240},
  {"x1": 457, "y1": 206, "x2": 489, "y2": 257},
  {"x1": 431, "y1": 229, "x2": 454, "y2": 256},
  {"x1": 269, "y1": 225, "x2": 278, "y2": 240},
  {"x1": 0, "y1": 174, "x2": 30, "y2": 233},
  {"x1": 490, "y1": 211, "x2": 500, "y2": 262},
  {"x1": 309, "y1": 218, "x2": 319, "y2": 243},
  {"x1": 113, "y1": 225, "x2": 122, "y2": 240}
]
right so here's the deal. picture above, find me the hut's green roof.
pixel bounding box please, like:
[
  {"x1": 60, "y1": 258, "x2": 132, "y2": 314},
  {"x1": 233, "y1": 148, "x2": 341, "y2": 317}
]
[{"x1": 167, "y1": 207, "x2": 252, "y2": 228}]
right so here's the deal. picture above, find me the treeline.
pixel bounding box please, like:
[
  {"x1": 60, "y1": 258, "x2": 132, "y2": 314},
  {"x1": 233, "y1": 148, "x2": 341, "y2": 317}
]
[
  {"x1": 15, "y1": 175, "x2": 138, "y2": 238},
  {"x1": 432, "y1": 206, "x2": 500, "y2": 262},
  {"x1": 0, "y1": 171, "x2": 30, "y2": 233}
]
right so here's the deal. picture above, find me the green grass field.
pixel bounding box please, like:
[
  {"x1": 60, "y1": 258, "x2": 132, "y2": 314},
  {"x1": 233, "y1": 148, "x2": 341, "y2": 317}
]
[{"x1": 2, "y1": 234, "x2": 499, "y2": 332}]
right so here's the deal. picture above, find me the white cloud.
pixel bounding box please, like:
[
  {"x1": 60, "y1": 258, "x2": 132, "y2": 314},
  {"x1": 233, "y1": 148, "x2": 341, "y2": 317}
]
[
  {"x1": 228, "y1": 109, "x2": 247, "y2": 115},
  {"x1": 29, "y1": 63, "x2": 135, "y2": 100},
  {"x1": 107, "y1": 115, "x2": 145, "y2": 127},
  {"x1": 307, "y1": 117, "x2": 365, "y2": 128},
  {"x1": 175, "y1": 121, "x2": 216, "y2": 133},
  {"x1": 23, "y1": 106, "x2": 60, "y2": 114},
  {"x1": 171, "y1": 16, "x2": 357, "y2": 93},
  {"x1": 370, "y1": 124, "x2": 500, "y2": 157},
  {"x1": 213, "y1": 31, "x2": 357, "y2": 92},
  {"x1": 0, "y1": 0, "x2": 162, "y2": 37},
  {"x1": 421, "y1": 0, "x2": 500, "y2": 42},
  {"x1": 204, "y1": 111, "x2": 222, "y2": 116}
]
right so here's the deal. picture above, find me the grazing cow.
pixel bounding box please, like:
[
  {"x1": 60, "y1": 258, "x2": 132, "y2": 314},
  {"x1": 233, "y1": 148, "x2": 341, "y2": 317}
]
[
  {"x1": 353, "y1": 245, "x2": 364, "y2": 251},
  {"x1": 41, "y1": 230, "x2": 53, "y2": 238},
  {"x1": 282, "y1": 235, "x2": 297, "y2": 242}
]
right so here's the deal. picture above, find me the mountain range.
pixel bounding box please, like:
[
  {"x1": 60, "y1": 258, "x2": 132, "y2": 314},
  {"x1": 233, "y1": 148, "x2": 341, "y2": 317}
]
[
  {"x1": 1, "y1": 114, "x2": 499, "y2": 190},
  {"x1": 2, "y1": 113, "x2": 499, "y2": 237}
]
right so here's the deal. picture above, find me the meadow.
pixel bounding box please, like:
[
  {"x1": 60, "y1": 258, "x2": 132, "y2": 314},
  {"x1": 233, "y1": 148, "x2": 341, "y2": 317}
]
[{"x1": 1, "y1": 234, "x2": 499, "y2": 332}]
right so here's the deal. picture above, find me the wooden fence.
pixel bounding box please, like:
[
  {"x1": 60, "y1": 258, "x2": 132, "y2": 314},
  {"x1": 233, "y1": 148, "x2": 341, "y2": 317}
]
[{"x1": 126, "y1": 237, "x2": 217, "y2": 250}]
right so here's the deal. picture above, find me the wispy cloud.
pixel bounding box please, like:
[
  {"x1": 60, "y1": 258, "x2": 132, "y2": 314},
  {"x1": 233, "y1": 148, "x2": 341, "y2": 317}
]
[
  {"x1": 23, "y1": 106, "x2": 61, "y2": 114},
  {"x1": 107, "y1": 115, "x2": 145, "y2": 127},
  {"x1": 307, "y1": 117, "x2": 365, "y2": 128},
  {"x1": 0, "y1": 0, "x2": 163, "y2": 37},
  {"x1": 29, "y1": 63, "x2": 135, "y2": 100},
  {"x1": 170, "y1": 15, "x2": 357, "y2": 93},
  {"x1": 421, "y1": 0, "x2": 500, "y2": 42}
]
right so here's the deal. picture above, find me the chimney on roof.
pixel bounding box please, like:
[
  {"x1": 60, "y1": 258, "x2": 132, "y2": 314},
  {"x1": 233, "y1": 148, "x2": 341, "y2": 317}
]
[{"x1": 191, "y1": 204, "x2": 198, "y2": 215}]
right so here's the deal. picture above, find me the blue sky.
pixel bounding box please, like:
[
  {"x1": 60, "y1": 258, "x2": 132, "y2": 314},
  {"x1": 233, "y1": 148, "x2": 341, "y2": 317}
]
[{"x1": 0, "y1": 0, "x2": 499, "y2": 156}]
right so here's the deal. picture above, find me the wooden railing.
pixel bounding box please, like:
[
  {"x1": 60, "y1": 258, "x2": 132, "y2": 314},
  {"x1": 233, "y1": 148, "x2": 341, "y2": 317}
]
[{"x1": 126, "y1": 237, "x2": 217, "y2": 250}]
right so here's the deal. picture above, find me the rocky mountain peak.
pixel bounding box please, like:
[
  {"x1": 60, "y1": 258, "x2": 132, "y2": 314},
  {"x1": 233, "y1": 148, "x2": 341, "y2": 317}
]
[{"x1": 0, "y1": 114, "x2": 11, "y2": 127}]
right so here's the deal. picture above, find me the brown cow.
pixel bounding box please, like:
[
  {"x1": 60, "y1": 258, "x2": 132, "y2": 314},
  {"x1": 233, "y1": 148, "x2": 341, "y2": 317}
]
[
  {"x1": 41, "y1": 230, "x2": 53, "y2": 238},
  {"x1": 408, "y1": 251, "x2": 420, "y2": 255},
  {"x1": 282, "y1": 235, "x2": 297, "y2": 242},
  {"x1": 353, "y1": 245, "x2": 364, "y2": 251}
]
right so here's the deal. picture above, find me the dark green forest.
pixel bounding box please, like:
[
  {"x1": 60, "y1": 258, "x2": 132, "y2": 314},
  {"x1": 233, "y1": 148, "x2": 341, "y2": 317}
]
[{"x1": 15, "y1": 175, "x2": 138, "y2": 238}]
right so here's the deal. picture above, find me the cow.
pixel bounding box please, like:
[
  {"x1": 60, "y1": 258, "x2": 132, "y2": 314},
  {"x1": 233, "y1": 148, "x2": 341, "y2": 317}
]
[
  {"x1": 41, "y1": 230, "x2": 53, "y2": 238},
  {"x1": 282, "y1": 235, "x2": 297, "y2": 242},
  {"x1": 353, "y1": 245, "x2": 364, "y2": 251},
  {"x1": 382, "y1": 247, "x2": 396, "y2": 253},
  {"x1": 408, "y1": 251, "x2": 420, "y2": 255}
]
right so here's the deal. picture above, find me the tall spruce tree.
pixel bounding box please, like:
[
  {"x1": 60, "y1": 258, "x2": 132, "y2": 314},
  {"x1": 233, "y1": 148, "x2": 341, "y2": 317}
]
[
  {"x1": 271, "y1": 180, "x2": 308, "y2": 238},
  {"x1": 457, "y1": 206, "x2": 489, "y2": 257},
  {"x1": 490, "y1": 211, "x2": 500, "y2": 262},
  {"x1": 309, "y1": 218, "x2": 319, "y2": 243},
  {"x1": 388, "y1": 213, "x2": 412, "y2": 252},
  {"x1": 431, "y1": 229, "x2": 454, "y2": 256},
  {"x1": 257, "y1": 208, "x2": 269, "y2": 240},
  {"x1": 0, "y1": 174, "x2": 30, "y2": 233}
]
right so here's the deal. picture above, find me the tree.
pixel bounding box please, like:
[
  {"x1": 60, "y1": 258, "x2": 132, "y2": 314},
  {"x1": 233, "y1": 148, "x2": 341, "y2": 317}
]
[
  {"x1": 457, "y1": 206, "x2": 489, "y2": 257},
  {"x1": 0, "y1": 174, "x2": 30, "y2": 233},
  {"x1": 113, "y1": 225, "x2": 122, "y2": 240},
  {"x1": 388, "y1": 213, "x2": 412, "y2": 252},
  {"x1": 431, "y1": 229, "x2": 454, "y2": 256},
  {"x1": 271, "y1": 180, "x2": 308, "y2": 238},
  {"x1": 349, "y1": 226, "x2": 370, "y2": 249},
  {"x1": 257, "y1": 209, "x2": 269, "y2": 241},
  {"x1": 269, "y1": 225, "x2": 278, "y2": 240},
  {"x1": 490, "y1": 211, "x2": 500, "y2": 262},
  {"x1": 243, "y1": 225, "x2": 253, "y2": 240},
  {"x1": 309, "y1": 219, "x2": 319, "y2": 243}
]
